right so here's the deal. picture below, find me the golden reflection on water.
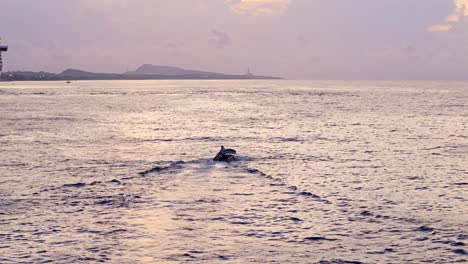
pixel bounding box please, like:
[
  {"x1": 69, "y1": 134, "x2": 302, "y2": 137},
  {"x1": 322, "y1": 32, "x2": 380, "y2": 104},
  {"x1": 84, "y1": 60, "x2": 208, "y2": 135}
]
[{"x1": 124, "y1": 208, "x2": 179, "y2": 263}]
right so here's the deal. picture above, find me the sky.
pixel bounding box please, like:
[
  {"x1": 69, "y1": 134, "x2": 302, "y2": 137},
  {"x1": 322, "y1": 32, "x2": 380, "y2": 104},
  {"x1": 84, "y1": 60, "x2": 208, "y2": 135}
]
[{"x1": 0, "y1": 0, "x2": 467, "y2": 80}]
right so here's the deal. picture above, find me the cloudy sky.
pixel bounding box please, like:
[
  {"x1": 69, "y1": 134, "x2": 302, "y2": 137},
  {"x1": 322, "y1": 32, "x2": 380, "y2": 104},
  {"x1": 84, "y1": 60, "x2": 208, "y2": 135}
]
[{"x1": 1, "y1": 0, "x2": 467, "y2": 80}]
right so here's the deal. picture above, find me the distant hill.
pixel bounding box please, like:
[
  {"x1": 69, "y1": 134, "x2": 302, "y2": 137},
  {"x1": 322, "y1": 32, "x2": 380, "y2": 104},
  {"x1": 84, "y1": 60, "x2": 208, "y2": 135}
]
[
  {"x1": 126, "y1": 64, "x2": 221, "y2": 77},
  {"x1": 61, "y1": 68, "x2": 101, "y2": 77},
  {"x1": 60, "y1": 69, "x2": 120, "y2": 79}
]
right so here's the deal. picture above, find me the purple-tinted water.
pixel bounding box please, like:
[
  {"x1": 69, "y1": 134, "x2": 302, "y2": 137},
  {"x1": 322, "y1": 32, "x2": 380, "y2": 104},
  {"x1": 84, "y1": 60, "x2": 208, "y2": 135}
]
[{"x1": 0, "y1": 80, "x2": 467, "y2": 263}]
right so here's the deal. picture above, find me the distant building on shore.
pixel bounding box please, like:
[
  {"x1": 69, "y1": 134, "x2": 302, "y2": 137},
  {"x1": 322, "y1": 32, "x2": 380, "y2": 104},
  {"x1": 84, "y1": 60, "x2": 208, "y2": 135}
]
[{"x1": 0, "y1": 39, "x2": 8, "y2": 78}]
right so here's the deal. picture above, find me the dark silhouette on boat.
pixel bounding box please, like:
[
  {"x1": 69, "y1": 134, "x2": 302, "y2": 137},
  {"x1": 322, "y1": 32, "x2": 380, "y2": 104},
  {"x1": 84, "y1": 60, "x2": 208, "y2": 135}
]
[{"x1": 213, "y1": 146, "x2": 236, "y2": 162}]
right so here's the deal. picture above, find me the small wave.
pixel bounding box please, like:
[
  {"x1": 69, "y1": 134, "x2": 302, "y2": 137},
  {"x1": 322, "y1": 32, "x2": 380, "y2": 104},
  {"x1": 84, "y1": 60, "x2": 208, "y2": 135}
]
[
  {"x1": 104, "y1": 229, "x2": 127, "y2": 235},
  {"x1": 317, "y1": 259, "x2": 363, "y2": 264},
  {"x1": 317, "y1": 260, "x2": 363, "y2": 264},
  {"x1": 141, "y1": 138, "x2": 174, "y2": 142},
  {"x1": 406, "y1": 176, "x2": 424, "y2": 180},
  {"x1": 230, "y1": 193, "x2": 255, "y2": 196},
  {"x1": 367, "y1": 248, "x2": 396, "y2": 255},
  {"x1": 62, "y1": 182, "x2": 86, "y2": 188},
  {"x1": 452, "y1": 249, "x2": 467, "y2": 255},
  {"x1": 304, "y1": 236, "x2": 338, "y2": 242},
  {"x1": 272, "y1": 136, "x2": 305, "y2": 143},
  {"x1": 298, "y1": 191, "x2": 321, "y2": 198},
  {"x1": 194, "y1": 198, "x2": 224, "y2": 203},
  {"x1": 0, "y1": 162, "x2": 27, "y2": 167},
  {"x1": 360, "y1": 210, "x2": 373, "y2": 216},
  {"x1": 415, "y1": 225, "x2": 434, "y2": 232}
]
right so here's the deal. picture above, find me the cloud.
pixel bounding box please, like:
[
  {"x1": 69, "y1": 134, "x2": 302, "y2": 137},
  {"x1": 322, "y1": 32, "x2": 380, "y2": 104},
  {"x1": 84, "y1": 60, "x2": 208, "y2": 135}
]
[
  {"x1": 209, "y1": 29, "x2": 232, "y2": 49},
  {"x1": 449, "y1": 0, "x2": 468, "y2": 21},
  {"x1": 427, "y1": 24, "x2": 453, "y2": 32},
  {"x1": 225, "y1": 0, "x2": 290, "y2": 15},
  {"x1": 428, "y1": 0, "x2": 468, "y2": 32},
  {"x1": 79, "y1": 0, "x2": 128, "y2": 10}
]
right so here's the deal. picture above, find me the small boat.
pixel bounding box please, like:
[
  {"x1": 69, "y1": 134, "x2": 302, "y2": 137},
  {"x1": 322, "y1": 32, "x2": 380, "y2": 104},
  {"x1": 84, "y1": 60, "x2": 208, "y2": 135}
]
[{"x1": 213, "y1": 146, "x2": 236, "y2": 162}]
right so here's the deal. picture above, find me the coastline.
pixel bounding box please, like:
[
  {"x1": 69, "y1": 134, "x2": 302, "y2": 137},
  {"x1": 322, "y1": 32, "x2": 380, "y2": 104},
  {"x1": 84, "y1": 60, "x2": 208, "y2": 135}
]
[{"x1": 1, "y1": 69, "x2": 282, "y2": 82}]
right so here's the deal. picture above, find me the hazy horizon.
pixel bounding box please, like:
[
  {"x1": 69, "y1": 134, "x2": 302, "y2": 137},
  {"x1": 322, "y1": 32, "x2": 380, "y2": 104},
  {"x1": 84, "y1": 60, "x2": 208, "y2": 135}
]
[{"x1": 1, "y1": 0, "x2": 468, "y2": 80}]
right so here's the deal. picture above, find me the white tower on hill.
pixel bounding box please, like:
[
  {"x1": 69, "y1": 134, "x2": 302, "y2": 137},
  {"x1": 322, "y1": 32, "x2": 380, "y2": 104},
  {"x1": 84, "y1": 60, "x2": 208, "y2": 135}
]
[{"x1": 245, "y1": 67, "x2": 254, "y2": 78}]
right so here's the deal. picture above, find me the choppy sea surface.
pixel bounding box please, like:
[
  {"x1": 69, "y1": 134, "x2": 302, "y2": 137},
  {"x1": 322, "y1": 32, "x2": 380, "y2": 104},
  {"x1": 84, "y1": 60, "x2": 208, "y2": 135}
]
[{"x1": 0, "y1": 80, "x2": 467, "y2": 263}]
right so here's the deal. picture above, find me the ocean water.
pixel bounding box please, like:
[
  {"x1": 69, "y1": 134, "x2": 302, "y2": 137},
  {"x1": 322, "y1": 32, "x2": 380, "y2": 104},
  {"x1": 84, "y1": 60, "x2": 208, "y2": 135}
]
[{"x1": 0, "y1": 80, "x2": 466, "y2": 263}]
